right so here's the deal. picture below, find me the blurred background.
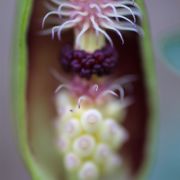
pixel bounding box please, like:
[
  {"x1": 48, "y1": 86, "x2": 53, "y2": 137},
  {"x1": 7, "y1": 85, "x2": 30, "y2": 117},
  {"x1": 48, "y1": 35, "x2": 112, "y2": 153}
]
[{"x1": 0, "y1": 0, "x2": 180, "y2": 179}]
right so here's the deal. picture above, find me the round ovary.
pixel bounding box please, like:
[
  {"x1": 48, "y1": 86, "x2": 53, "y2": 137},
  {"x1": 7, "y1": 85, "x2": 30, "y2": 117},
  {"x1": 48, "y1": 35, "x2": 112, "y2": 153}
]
[{"x1": 55, "y1": 90, "x2": 128, "y2": 180}]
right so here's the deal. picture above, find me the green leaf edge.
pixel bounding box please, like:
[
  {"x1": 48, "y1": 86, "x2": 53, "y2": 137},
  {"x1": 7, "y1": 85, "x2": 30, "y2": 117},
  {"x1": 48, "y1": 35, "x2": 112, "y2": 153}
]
[
  {"x1": 12, "y1": 0, "x2": 52, "y2": 179},
  {"x1": 12, "y1": 0, "x2": 157, "y2": 179},
  {"x1": 137, "y1": 1, "x2": 158, "y2": 180}
]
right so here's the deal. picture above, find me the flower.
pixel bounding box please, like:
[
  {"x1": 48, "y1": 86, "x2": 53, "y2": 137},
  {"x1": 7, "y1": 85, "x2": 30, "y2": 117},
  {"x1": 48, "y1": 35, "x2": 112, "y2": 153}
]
[
  {"x1": 42, "y1": 0, "x2": 142, "y2": 51},
  {"x1": 53, "y1": 73, "x2": 135, "y2": 179}
]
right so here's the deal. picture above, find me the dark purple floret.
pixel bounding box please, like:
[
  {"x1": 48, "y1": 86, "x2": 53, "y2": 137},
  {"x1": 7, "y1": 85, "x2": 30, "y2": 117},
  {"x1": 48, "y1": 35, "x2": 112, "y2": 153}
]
[{"x1": 60, "y1": 45, "x2": 119, "y2": 79}]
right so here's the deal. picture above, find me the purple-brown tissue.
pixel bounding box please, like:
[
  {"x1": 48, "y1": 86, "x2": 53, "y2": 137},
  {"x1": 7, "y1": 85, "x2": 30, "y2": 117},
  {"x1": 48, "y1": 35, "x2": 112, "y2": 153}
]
[{"x1": 60, "y1": 45, "x2": 119, "y2": 79}]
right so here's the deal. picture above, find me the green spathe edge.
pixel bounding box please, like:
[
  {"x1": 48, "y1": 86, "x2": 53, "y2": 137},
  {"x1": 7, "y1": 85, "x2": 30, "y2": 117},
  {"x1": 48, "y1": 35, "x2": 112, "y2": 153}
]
[{"x1": 12, "y1": 0, "x2": 157, "y2": 179}]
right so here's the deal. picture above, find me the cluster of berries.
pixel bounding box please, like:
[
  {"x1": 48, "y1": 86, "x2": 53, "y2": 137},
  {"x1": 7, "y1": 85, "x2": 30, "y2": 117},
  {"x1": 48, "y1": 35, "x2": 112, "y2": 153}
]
[{"x1": 61, "y1": 45, "x2": 118, "y2": 79}]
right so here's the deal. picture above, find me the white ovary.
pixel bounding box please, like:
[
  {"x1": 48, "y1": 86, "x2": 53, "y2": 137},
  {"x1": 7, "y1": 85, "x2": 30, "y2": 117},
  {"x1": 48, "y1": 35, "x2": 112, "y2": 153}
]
[
  {"x1": 55, "y1": 89, "x2": 129, "y2": 179},
  {"x1": 57, "y1": 136, "x2": 70, "y2": 153},
  {"x1": 103, "y1": 100, "x2": 126, "y2": 121},
  {"x1": 94, "y1": 143, "x2": 112, "y2": 165},
  {"x1": 81, "y1": 109, "x2": 102, "y2": 133},
  {"x1": 73, "y1": 135, "x2": 96, "y2": 157},
  {"x1": 79, "y1": 161, "x2": 99, "y2": 180},
  {"x1": 104, "y1": 154, "x2": 122, "y2": 173},
  {"x1": 63, "y1": 118, "x2": 82, "y2": 139},
  {"x1": 100, "y1": 119, "x2": 129, "y2": 149},
  {"x1": 65, "y1": 153, "x2": 81, "y2": 171}
]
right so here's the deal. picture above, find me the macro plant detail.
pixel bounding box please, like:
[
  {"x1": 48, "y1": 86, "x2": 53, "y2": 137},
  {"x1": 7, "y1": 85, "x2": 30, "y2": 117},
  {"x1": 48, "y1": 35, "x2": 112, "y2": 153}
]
[
  {"x1": 42, "y1": 0, "x2": 142, "y2": 51},
  {"x1": 41, "y1": 0, "x2": 142, "y2": 178},
  {"x1": 42, "y1": 0, "x2": 142, "y2": 79},
  {"x1": 60, "y1": 45, "x2": 118, "y2": 79},
  {"x1": 54, "y1": 75, "x2": 132, "y2": 179},
  {"x1": 14, "y1": 0, "x2": 157, "y2": 179}
]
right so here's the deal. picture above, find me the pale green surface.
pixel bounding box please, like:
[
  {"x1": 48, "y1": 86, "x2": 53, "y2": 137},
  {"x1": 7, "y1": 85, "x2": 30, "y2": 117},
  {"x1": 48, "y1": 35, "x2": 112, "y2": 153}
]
[
  {"x1": 137, "y1": 1, "x2": 157, "y2": 179},
  {"x1": 161, "y1": 33, "x2": 180, "y2": 75},
  {"x1": 14, "y1": 0, "x2": 49, "y2": 179}
]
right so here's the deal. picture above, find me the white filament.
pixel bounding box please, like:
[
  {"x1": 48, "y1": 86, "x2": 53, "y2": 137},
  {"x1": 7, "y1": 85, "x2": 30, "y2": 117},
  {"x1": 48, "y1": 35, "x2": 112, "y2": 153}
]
[
  {"x1": 101, "y1": 3, "x2": 120, "y2": 22},
  {"x1": 112, "y1": 3, "x2": 136, "y2": 22},
  {"x1": 42, "y1": 0, "x2": 142, "y2": 45},
  {"x1": 77, "y1": 95, "x2": 92, "y2": 109},
  {"x1": 58, "y1": 3, "x2": 80, "y2": 12},
  {"x1": 42, "y1": 11, "x2": 60, "y2": 28},
  {"x1": 57, "y1": 17, "x2": 82, "y2": 39},
  {"x1": 90, "y1": 16, "x2": 113, "y2": 46},
  {"x1": 55, "y1": 84, "x2": 70, "y2": 93},
  {"x1": 90, "y1": 3, "x2": 101, "y2": 13},
  {"x1": 100, "y1": 22, "x2": 124, "y2": 44},
  {"x1": 76, "y1": 23, "x2": 90, "y2": 47}
]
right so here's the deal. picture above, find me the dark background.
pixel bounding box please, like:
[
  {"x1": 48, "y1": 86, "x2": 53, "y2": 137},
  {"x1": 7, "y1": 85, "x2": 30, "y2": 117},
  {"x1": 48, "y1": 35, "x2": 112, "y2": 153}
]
[{"x1": 0, "y1": 0, "x2": 180, "y2": 179}]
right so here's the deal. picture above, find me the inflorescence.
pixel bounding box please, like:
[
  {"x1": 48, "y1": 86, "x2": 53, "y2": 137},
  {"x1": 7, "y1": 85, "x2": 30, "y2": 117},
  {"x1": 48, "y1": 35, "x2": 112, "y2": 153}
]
[
  {"x1": 54, "y1": 78, "x2": 133, "y2": 179},
  {"x1": 42, "y1": 0, "x2": 142, "y2": 49},
  {"x1": 61, "y1": 45, "x2": 118, "y2": 79},
  {"x1": 41, "y1": 0, "x2": 141, "y2": 179},
  {"x1": 42, "y1": 0, "x2": 142, "y2": 78}
]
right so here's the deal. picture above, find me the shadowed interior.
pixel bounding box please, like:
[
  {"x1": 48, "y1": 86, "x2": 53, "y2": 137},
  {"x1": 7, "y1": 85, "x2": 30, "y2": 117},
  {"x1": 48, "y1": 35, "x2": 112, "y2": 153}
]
[
  {"x1": 27, "y1": 0, "x2": 148, "y2": 179},
  {"x1": 112, "y1": 32, "x2": 148, "y2": 174}
]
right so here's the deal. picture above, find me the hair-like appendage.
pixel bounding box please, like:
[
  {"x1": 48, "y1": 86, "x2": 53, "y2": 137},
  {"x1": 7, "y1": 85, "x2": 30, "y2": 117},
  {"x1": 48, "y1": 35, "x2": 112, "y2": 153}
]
[
  {"x1": 41, "y1": 0, "x2": 141, "y2": 179},
  {"x1": 42, "y1": 0, "x2": 142, "y2": 52}
]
